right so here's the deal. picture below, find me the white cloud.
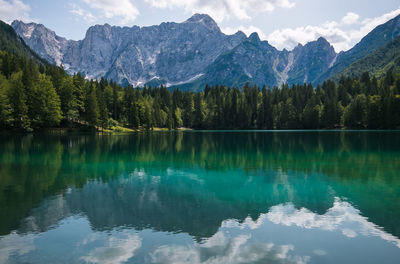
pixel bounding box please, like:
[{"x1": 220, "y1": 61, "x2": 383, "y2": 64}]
[
  {"x1": 70, "y1": 3, "x2": 96, "y2": 23},
  {"x1": 222, "y1": 25, "x2": 267, "y2": 40},
  {"x1": 342, "y1": 12, "x2": 360, "y2": 25},
  {"x1": 267, "y1": 8, "x2": 400, "y2": 52},
  {"x1": 0, "y1": 232, "x2": 35, "y2": 264},
  {"x1": 267, "y1": 21, "x2": 351, "y2": 51},
  {"x1": 342, "y1": 229, "x2": 358, "y2": 238},
  {"x1": 150, "y1": 234, "x2": 310, "y2": 264},
  {"x1": 264, "y1": 198, "x2": 400, "y2": 248},
  {"x1": 144, "y1": 0, "x2": 295, "y2": 22},
  {"x1": 220, "y1": 198, "x2": 400, "y2": 250},
  {"x1": 351, "y1": 8, "x2": 400, "y2": 42},
  {"x1": 0, "y1": 0, "x2": 32, "y2": 23},
  {"x1": 81, "y1": 0, "x2": 139, "y2": 24},
  {"x1": 81, "y1": 234, "x2": 142, "y2": 264}
]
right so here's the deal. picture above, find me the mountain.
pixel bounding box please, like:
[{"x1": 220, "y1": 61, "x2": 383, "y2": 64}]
[
  {"x1": 286, "y1": 37, "x2": 337, "y2": 85},
  {"x1": 11, "y1": 14, "x2": 400, "y2": 89},
  {"x1": 11, "y1": 20, "x2": 68, "y2": 65},
  {"x1": 187, "y1": 32, "x2": 282, "y2": 89},
  {"x1": 315, "y1": 14, "x2": 400, "y2": 83},
  {"x1": 180, "y1": 35, "x2": 337, "y2": 90},
  {"x1": 12, "y1": 14, "x2": 339, "y2": 88},
  {"x1": 12, "y1": 15, "x2": 248, "y2": 87},
  {"x1": 0, "y1": 20, "x2": 45, "y2": 63},
  {"x1": 333, "y1": 35, "x2": 400, "y2": 80}
]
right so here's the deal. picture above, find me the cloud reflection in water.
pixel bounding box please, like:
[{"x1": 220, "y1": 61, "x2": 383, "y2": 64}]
[{"x1": 1, "y1": 197, "x2": 400, "y2": 263}]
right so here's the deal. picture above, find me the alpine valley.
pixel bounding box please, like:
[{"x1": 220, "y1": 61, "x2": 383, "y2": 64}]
[
  {"x1": 11, "y1": 13, "x2": 400, "y2": 90},
  {"x1": 2, "y1": 4, "x2": 400, "y2": 264}
]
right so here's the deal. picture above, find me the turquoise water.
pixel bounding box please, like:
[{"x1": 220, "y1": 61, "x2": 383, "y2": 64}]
[{"x1": 0, "y1": 131, "x2": 399, "y2": 263}]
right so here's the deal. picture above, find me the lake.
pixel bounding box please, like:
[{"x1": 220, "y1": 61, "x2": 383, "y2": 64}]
[{"x1": 0, "y1": 131, "x2": 399, "y2": 264}]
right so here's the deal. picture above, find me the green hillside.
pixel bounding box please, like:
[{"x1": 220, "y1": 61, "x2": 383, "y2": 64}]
[
  {"x1": 314, "y1": 14, "x2": 400, "y2": 84},
  {"x1": 335, "y1": 36, "x2": 400, "y2": 80}
]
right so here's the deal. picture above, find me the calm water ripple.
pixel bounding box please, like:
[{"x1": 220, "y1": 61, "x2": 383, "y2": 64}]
[{"x1": 0, "y1": 131, "x2": 399, "y2": 263}]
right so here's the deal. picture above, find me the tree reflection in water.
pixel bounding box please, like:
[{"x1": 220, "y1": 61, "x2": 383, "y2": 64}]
[{"x1": 0, "y1": 131, "x2": 399, "y2": 263}]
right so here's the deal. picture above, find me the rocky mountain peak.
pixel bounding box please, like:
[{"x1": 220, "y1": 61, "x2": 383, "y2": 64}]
[
  {"x1": 84, "y1": 23, "x2": 115, "y2": 40},
  {"x1": 185, "y1": 13, "x2": 219, "y2": 31},
  {"x1": 234, "y1": 31, "x2": 247, "y2": 39},
  {"x1": 11, "y1": 20, "x2": 34, "y2": 39},
  {"x1": 286, "y1": 36, "x2": 336, "y2": 85},
  {"x1": 316, "y1": 36, "x2": 329, "y2": 44},
  {"x1": 11, "y1": 20, "x2": 68, "y2": 65},
  {"x1": 303, "y1": 37, "x2": 334, "y2": 51},
  {"x1": 248, "y1": 32, "x2": 261, "y2": 43}
]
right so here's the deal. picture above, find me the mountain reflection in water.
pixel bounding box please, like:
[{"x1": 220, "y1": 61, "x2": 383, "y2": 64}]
[{"x1": 0, "y1": 131, "x2": 399, "y2": 263}]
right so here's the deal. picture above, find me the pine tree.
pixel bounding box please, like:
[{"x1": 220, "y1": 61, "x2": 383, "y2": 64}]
[
  {"x1": 60, "y1": 77, "x2": 79, "y2": 121},
  {"x1": 258, "y1": 86, "x2": 273, "y2": 129},
  {"x1": 85, "y1": 84, "x2": 100, "y2": 127},
  {"x1": 72, "y1": 73, "x2": 85, "y2": 118},
  {"x1": 144, "y1": 99, "x2": 153, "y2": 130},
  {"x1": 182, "y1": 93, "x2": 194, "y2": 128},
  {"x1": 0, "y1": 75, "x2": 13, "y2": 127},
  {"x1": 132, "y1": 103, "x2": 140, "y2": 128},
  {"x1": 1, "y1": 52, "x2": 12, "y2": 78},
  {"x1": 194, "y1": 93, "x2": 206, "y2": 129},
  {"x1": 112, "y1": 83, "x2": 119, "y2": 120},
  {"x1": 343, "y1": 94, "x2": 367, "y2": 128},
  {"x1": 96, "y1": 83, "x2": 109, "y2": 129},
  {"x1": 321, "y1": 80, "x2": 339, "y2": 128},
  {"x1": 367, "y1": 95, "x2": 382, "y2": 128},
  {"x1": 174, "y1": 107, "x2": 183, "y2": 128},
  {"x1": 167, "y1": 107, "x2": 173, "y2": 130},
  {"x1": 302, "y1": 95, "x2": 322, "y2": 129},
  {"x1": 8, "y1": 71, "x2": 29, "y2": 129},
  {"x1": 281, "y1": 98, "x2": 297, "y2": 129}
]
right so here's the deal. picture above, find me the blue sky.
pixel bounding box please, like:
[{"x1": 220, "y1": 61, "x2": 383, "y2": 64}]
[{"x1": 1, "y1": 0, "x2": 399, "y2": 51}]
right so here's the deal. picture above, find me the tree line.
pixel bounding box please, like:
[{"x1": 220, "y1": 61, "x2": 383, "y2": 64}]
[{"x1": 0, "y1": 49, "x2": 399, "y2": 131}]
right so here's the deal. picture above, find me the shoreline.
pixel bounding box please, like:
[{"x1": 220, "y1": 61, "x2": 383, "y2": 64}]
[{"x1": 1, "y1": 127, "x2": 399, "y2": 135}]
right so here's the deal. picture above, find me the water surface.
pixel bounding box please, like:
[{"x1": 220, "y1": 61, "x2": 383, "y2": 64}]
[{"x1": 0, "y1": 131, "x2": 399, "y2": 263}]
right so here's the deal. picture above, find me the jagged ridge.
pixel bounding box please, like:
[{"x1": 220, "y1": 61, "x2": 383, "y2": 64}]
[{"x1": 11, "y1": 13, "x2": 400, "y2": 88}]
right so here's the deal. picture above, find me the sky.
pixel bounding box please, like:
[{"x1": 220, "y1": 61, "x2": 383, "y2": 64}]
[{"x1": 1, "y1": 0, "x2": 400, "y2": 52}]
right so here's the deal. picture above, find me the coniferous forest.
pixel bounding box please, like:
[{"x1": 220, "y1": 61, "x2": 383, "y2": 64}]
[{"x1": 0, "y1": 50, "x2": 399, "y2": 131}]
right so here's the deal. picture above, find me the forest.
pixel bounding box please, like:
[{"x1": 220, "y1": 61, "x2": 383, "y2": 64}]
[{"x1": 0, "y1": 49, "x2": 399, "y2": 131}]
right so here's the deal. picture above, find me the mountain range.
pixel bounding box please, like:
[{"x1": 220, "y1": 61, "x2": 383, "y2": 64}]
[{"x1": 11, "y1": 13, "x2": 400, "y2": 89}]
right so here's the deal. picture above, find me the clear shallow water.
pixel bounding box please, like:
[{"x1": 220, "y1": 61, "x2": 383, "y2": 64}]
[{"x1": 0, "y1": 131, "x2": 399, "y2": 264}]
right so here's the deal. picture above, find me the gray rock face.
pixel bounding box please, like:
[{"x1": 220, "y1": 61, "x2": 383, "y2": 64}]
[
  {"x1": 199, "y1": 32, "x2": 282, "y2": 88},
  {"x1": 11, "y1": 20, "x2": 70, "y2": 65},
  {"x1": 12, "y1": 14, "x2": 340, "y2": 88},
  {"x1": 286, "y1": 37, "x2": 337, "y2": 85},
  {"x1": 188, "y1": 34, "x2": 337, "y2": 89}
]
